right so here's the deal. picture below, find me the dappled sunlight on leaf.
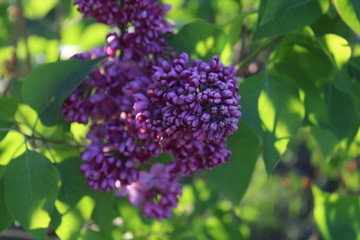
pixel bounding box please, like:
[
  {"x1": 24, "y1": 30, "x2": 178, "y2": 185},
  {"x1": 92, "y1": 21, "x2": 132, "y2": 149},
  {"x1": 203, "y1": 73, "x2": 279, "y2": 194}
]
[
  {"x1": 0, "y1": 131, "x2": 26, "y2": 165},
  {"x1": 54, "y1": 196, "x2": 95, "y2": 240},
  {"x1": 4, "y1": 151, "x2": 60, "y2": 239},
  {"x1": 195, "y1": 36, "x2": 215, "y2": 58}
]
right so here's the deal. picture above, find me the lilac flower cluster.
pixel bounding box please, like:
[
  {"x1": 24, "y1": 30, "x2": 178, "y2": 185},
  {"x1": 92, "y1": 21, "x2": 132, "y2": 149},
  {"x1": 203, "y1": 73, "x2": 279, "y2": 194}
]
[
  {"x1": 149, "y1": 53, "x2": 241, "y2": 143},
  {"x1": 117, "y1": 163, "x2": 182, "y2": 220},
  {"x1": 162, "y1": 138, "x2": 231, "y2": 175},
  {"x1": 74, "y1": 0, "x2": 125, "y2": 25},
  {"x1": 63, "y1": 0, "x2": 241, "y2": 220}
]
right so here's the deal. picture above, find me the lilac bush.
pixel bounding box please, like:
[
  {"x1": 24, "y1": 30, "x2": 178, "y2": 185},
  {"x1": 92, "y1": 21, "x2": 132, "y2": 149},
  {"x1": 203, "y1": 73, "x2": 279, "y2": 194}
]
[{"x1": 63, "y1": 0, "x2": 241, "y2": 220}]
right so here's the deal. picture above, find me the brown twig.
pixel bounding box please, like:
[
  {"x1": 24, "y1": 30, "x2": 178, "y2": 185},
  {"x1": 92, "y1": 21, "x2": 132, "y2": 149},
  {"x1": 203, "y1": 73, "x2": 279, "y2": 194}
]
[{"x1": 15, "y1": 0, "x2": 32, "y2": 75}]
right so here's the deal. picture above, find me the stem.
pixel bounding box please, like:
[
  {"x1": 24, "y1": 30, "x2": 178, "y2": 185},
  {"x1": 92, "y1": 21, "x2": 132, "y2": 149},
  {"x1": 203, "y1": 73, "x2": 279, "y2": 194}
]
[
  {"x1": 0, "y1": 127, "x2": 84, "y2": 150},
  {"x1": 117, "y1": 22, "x2": 127, "y2": 60},
  {"x1": 117, "y1": 0, "x2": 128, "y2": 60},
  {"x1": 29, "y1": 134, "x2": 85, "y2": 149},
  {"x1": 0, "y1": 127, "x2": 22, "y2": 134},
  {"x1": 15, "y1": 0, "x2": 32, "y2": 75},
  {"x1": 235, "y1": 37, "x2": 281, "y2": 69}
]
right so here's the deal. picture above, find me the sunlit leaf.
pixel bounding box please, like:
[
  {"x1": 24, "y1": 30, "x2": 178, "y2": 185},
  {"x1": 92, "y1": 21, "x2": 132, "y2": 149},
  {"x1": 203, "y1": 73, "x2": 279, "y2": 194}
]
[
  {"x1": 22, "y1": 0, "x2": 58, "y2": 19},
  {"x1": 350, "y1": 0, "x2": 360, "y2": 22},
  {"x1": 220, "y1": 13, "x2": 252, "y2": 65},
  {"x1": 318, "y1": 34, "x2": 354, "y2": 95},
  {"x1": 4, "y1": 150, "x2": 60, "y2": 240},
  {"x1": 15, "y1": 104, "x2": 68, "y2": 141},
  {"x1": 313, "y1": 186, "x2": 360, "y2": 240},
  {"x1": 255, "y1": 0, "x2": 329, "y2": 38},
  {"x1": 239, "y1": 74, "x2": 305, "y2": 174},
  {"x1": 205, "y1": 216, "x2": 244, "y2": 240},
  {"x1": 335, "y1": 0, "x2": 360, "y2": 34},
  {"x1": 53, "y1": 157, "x2": 111, "y2": 239},
  {"x1": 166, "y1": 20, "x2": 228, "y2": 60},
  {"x1": 21, "y1": 58, "x2": 102, "y2": 126},
  {"x1": 270, "y1": 33, "x2": 335, "y2": 86},
  {"x1": 205, "y1": 122, "x2": 260, "y2": 204},
  {"x1": 259, "y1": 75, "x2": 305, "y2": 173},
  {"x1": 53, "y1": 196, "x2": 95, "y2": 240},
  {"x1": 269, "y1": 33, "x2": 335, "y2": 128},
  {"x1": 0, "y1": 131, "x2": 26, "y2": 165}
]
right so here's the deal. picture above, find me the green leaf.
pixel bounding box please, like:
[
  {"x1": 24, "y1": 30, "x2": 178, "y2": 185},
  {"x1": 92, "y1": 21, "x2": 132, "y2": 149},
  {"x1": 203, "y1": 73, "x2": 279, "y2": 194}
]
[
  {"x1": 325, "y1": 85, "x2": 359, "y2": 140},
  {"x1": 0, "y1": 3, "x2": 11, "y2": 46},
  {"x1": 56, "y1": 157, "x2": 92, "y2": 210},
  {"x1": 269, "y1": 33, "x2": 335, "y2": 127},
  {"x1": 319, "y1": 34, "x2": 351, "y2": 70},
  {"x1": 0, "y1": 131, "x2": 26, "y2": 165},
  {"x1": 91, "y1": 191, "x2": 115, "y2": 229},
  {"x1": 116, "y1": 198, "x2": 151, "y2": 233},
  {"x1": 21, "y1": 58, "x2": 102, "y2": 126},
  {"x1": 313, "y1": 186, "x2": 360, "y2": 240},
  {"x1": 79, "y1": 229, "x2": 114, "y2": 240},
  {"x1": 205, "y1": 122, "x2": 260, "y2": 204},
  {"x1": 259, "y1": 75, "x2": 305, "y2": 173},
  {"x1": 53, "y1": 196, "x2": 95, "y2": 240},
  {"x1": 311, "y1": 127, "x2": 338, "y2": 159},
  {"x1": 0, "y1": 177, "x2": 12, "y2": 232},
  {"x1": 350, "y1": 0, "x2": 360, "y2": 22},
  {"x1": 220, "y1": 13, "x2": 252, "y2": 65},
  {"x1": 15, "y1": 104, "x2": 68, "y2": 142},
  {"x1": 224, "y1": 14, "x2": 248, "y2": 47},
  {"x1": 240, "y1": 74, "x2": 305, "y2": 174},
  {"x1": 310, "y1": 12, "x2": 353, "y2": 39},
  {"x1": 22, "y1": 0, "x2": 58, "y2": 19},
  {"x1": 52, "y1": 157, "x2": 96, "y2": 240},
  {"x1": 335, "y1": 0, "x2": 360, "y2": 34},
  {"x1": 237, "y1": 75, "x2": 264, "y2": 134},
  {"x1": 205, "y1": 216, "x2": 244, "y2": 240},
  {"x1": 9, "y1": 78, "x2": 23, "y2": 101},
  {"x1": 255, "y1": 0, "x2": 329, "y2": 38},
  {"x1": 270, "y1": 33, "x2": 335, "y2": 86},
  {"x1": 0, "y1": 97, "x2": 19, "y2": 141},
  {"x1": 318, "y1": 34, "x2": 354, "y2": 95},
  {"x1": 4, "y1": 150, "x2": 60, "y2": 240},
  {"x1": 166, "y1": 20, "x2": 228, "y2": 60}
]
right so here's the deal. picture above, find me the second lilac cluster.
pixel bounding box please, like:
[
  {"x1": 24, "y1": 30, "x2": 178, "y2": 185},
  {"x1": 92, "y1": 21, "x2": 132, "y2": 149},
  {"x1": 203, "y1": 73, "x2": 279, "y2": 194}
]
[{"x1": 63, "y1": 0, "x2": 242, "y2": 220}]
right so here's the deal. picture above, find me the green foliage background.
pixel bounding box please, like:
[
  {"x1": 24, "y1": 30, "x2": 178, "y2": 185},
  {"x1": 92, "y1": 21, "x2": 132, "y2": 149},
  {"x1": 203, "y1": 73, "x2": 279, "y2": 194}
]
[{"x1": 0, "y1": 0, "x2": 360, "y2": 239}]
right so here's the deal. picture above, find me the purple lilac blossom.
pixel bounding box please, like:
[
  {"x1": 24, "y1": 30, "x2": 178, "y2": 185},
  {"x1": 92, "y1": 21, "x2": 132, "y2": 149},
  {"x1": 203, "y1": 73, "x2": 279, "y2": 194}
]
[
  {"x1": 62, "y1": 0, "x2": 241, "y2": 220},
  {"x1": 149, "y1": 53, "x2": 241, "y2": 144},
  {"x1": 162, "y1": 138, "x2": 232, "y2": 175},
  {"x1": 80, "y1": 119, "x2": 161, "y2": 191},
  {"x1": 117, "y1": 163, "x2": 182, "y2": 220},
  {"x1": 74, "y1": 0, "x2": 126, "y2": 25}
]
